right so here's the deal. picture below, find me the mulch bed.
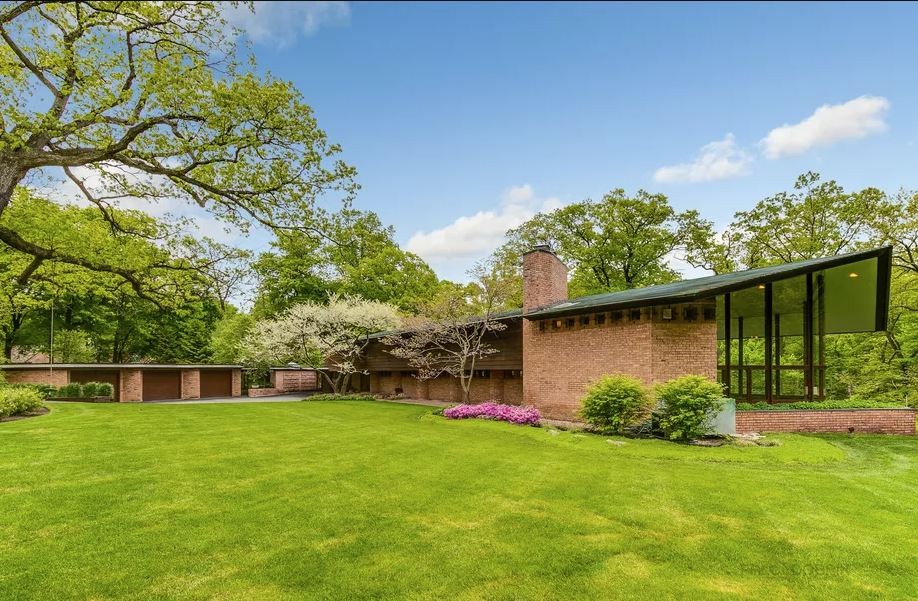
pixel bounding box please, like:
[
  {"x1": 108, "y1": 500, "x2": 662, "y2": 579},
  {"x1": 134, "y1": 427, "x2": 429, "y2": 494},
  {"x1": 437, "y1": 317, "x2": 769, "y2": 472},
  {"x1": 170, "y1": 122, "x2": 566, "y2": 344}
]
[{"x1": 0, "y1": 406, "x2": 50, "y2": 423}]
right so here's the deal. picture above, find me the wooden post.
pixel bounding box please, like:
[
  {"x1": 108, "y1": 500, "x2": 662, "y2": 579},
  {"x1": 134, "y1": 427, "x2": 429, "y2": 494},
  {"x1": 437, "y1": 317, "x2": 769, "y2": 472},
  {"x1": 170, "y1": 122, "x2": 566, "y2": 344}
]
[
  {"x1": 737, "y1": 316, "x2": 745, "y2": 401},
  {"x1": 817, "y1": 274, "x2": 826, "y2": 399},
  {"x1": 774, "y1": 313, "x2": 781, "y2": 398},
  {"x1": 804, "y1": 273, "x2": 814, "y2": 401},
  {"x1": 723, "y1": 293, "x2": 731, "y2": 396},
  {"x1": 764, "y1": 283, "x2": 773, "y2": 402}
]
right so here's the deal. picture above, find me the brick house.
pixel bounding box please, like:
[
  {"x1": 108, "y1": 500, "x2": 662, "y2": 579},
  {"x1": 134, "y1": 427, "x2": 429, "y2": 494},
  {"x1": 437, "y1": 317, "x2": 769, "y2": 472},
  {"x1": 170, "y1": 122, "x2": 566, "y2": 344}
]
[
  {"x1": 0, "y1": 364, "x2": 242, "y2": 402},
  {"x1": 361, "y1": 245, "x2": 892, "y2": 420}
]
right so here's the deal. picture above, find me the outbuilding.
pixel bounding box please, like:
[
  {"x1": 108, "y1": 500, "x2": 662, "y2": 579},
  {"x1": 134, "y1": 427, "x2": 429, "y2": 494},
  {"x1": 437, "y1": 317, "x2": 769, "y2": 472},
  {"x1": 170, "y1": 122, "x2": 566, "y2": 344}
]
[{"x1": 0, "y1": 364, "x2": 242, "y2": 402}]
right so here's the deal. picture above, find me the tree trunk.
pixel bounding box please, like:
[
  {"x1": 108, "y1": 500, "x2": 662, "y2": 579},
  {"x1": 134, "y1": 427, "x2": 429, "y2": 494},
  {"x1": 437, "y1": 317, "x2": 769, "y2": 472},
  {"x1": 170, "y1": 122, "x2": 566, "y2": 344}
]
[
  {"x1": 318, "y1": 370, "x2": 340, "y2": 394},
  {"x1": 3, "y1": 329, "x2": 13, "y2": 360},
  {"x1": 460, "y1": 373, "x2": 472, "y2": 404},
  {"x1": 0, "y1": 161, "x2": 26, "y2": 216}
]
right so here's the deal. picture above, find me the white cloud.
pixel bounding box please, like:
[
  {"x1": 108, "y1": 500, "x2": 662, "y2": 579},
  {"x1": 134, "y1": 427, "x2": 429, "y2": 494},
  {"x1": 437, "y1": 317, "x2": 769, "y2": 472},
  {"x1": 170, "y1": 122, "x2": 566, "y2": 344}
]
[
  {"x1": 406, "y1": 185, "x2": 561, "y2": 276},
  {"x1": 653, "y1": 134, "x2": 752, "y2": 184},
  {"x1": 761, "y1": 96, "x2": 890, "y2": 159},
  {"x1": 224, "y1": 1, "x2": 350, "y2": 48}
]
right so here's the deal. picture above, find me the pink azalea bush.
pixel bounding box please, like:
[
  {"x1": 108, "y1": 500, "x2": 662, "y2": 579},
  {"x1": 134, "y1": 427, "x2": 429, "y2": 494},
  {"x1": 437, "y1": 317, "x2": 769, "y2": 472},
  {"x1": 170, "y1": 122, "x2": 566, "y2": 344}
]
[{"x1": 443, "y1": 402, "x2": 541, "y2": 426}]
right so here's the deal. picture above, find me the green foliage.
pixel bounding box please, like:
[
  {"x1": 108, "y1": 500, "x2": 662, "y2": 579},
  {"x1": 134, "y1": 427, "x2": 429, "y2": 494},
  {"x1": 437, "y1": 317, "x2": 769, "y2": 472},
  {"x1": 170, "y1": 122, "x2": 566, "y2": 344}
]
[
  {"x1": 80, "y1": 382, "x2": 100, "y2": 398},
  {"x1": 732, "y1": 172, "x2": 881, "y2": 267},
  {"x1": 580, "y1": 375, "x2": 653, "y2": 434},
  {"x1": 737, "y1": 399, "x2": 908, "y2": 411},
  {"x1": 210, "y1": 308, "x2": 254, "y2": 364},
  {"x1": 8, "y1": 383, "x2": 57, "y2": 400},
  {"x1": 253, "y1": 208, "x2": 442, "y2": 317},
  {"x1": 0, "y1": 386, "x2": 44, "y2": 418},
  {"x1": 495, "y1": 189, "x2": 707, "y2": 297},
  {"x1": 655, "y1": 375, "x2": 726, "y2": 441},
  {"x1": 54, "y1": 383, "x2": 82, "y2": 398},
  {"x1": 95, "y1": 383, "x2": 114, "y2": 398},
  {"x1": 48, "y1": 330, "x2": 95, "y2": 364}
]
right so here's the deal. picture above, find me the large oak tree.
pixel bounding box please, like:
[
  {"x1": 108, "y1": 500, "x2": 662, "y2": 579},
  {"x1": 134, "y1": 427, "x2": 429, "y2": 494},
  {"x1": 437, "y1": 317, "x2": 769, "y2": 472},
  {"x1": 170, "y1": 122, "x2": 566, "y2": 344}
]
[{"x1": 0, "y1": 1, "x2": 355, "y2": 300}]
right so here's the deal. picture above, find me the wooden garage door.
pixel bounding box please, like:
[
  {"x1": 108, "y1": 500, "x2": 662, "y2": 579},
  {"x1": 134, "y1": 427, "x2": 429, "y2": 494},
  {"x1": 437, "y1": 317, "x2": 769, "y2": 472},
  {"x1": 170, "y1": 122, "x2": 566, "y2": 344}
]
[
  {"x1": 200, "y1": 370, "x2": 232, "y2": 398},
  {"x1": 70, "y1": 370, "x2": 121, "y2": 401},
  {"x1": 142, "y1": 370, "x2": 181, "y2": 401}
]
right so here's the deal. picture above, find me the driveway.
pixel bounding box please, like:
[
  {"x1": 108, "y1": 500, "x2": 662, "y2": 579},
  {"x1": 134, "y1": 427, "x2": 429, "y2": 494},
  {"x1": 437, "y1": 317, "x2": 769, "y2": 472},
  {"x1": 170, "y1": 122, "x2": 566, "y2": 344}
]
[
  {"x1": 148, "y1": 394, "x2": 307, "y2": 404},
  {"x1": 147, "y1": 394, "x2": 453, "y2": 407}
]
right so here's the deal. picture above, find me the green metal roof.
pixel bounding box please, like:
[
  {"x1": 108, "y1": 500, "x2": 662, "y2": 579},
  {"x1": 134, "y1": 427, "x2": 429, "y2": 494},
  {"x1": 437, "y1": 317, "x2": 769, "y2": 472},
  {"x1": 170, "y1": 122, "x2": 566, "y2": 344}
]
[{"x1": 525, "y1": 246, "x2": 892, "y2": 320}]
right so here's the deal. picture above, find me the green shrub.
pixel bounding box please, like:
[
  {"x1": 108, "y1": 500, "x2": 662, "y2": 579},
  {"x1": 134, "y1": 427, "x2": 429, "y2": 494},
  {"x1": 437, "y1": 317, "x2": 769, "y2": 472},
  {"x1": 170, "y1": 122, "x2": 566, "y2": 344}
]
[
  {"x1": 655, "y1": 375, "x2": 726, "y2": 441},
  {"x1": 737, "y1": 398, "x2": 908, "y2": 411},
  {"x1": 55, "y1": 383, "x2": 83, "y2": 398},
  {"x1": 580, "y1": 374, "x2": 652, "y2": 434},
  {"x1": 81, "y1": 382, "x2": 100, "y2": 397},
  {"x1": 9, "y1": 383, "x2": 57, "y2": 400},
  {"x1": 95, "y1": 382, "x2": 114, "y2": 398},
  {"x1": 0, "y1": 387, "x2": 45, "y2": 418}
]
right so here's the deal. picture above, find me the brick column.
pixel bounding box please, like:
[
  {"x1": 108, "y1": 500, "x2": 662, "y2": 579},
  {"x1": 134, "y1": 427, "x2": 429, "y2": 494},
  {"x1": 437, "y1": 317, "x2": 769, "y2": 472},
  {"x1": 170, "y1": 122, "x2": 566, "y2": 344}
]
[
  {"x1": 120, "y1": 368, "x2": 143, "y2": 402},
  {"x1": 522, "y1": 245, "x2": 569, "y2": 410},
  {"x1": 489, "y1": 370, "x2": 505, "y2": 402},
  {"x1": 416, "y1": 378, "x2": 430, "y2": 400},
  {"x1": 181, "y1": 369, "x2": 200, "y2": 399},
  {"x1": 231, "y1": 369, "x2": 242, "y2": 397}
]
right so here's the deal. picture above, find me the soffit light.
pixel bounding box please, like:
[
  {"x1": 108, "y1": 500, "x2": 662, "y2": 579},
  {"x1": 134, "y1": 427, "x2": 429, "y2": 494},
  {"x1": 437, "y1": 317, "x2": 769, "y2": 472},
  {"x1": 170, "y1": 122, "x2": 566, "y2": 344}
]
[{"x1": 849, "y1": 272, "x2": 859, "y2": 278}]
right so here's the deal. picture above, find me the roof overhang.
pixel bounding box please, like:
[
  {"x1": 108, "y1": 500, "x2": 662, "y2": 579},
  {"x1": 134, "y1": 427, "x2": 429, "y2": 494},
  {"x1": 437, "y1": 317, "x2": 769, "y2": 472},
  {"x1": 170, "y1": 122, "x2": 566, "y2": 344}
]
[{"x1": 525, "y1": 247, "x2": 893, "y2": 323}]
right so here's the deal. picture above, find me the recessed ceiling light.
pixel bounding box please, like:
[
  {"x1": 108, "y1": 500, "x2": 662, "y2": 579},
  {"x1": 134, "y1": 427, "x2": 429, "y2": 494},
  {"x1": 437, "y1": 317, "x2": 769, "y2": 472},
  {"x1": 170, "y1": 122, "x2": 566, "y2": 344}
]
[
  {"x1": 849, "y1": 272, "x2": 859, "y2": 278},
  {"x1": 757, "y1": 284, "x2": 766, "y2": 289}
]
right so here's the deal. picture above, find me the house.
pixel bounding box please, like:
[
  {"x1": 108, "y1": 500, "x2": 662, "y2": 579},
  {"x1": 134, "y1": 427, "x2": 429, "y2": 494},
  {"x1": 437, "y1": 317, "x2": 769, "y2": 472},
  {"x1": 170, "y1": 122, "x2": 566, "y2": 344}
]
[
  {"x1": 361, "y1": 245, "x2": 892, "y2": 420},
  {"x1": 0, "y1": 364, "x2": 243, "y2": 401}
]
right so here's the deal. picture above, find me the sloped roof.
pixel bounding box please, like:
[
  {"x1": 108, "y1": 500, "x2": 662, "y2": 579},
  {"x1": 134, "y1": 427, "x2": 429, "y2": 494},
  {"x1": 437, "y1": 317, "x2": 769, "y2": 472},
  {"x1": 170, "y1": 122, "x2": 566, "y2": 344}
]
[{"x1": 525, "y1": 246, "x2": 892, "y2": 319}]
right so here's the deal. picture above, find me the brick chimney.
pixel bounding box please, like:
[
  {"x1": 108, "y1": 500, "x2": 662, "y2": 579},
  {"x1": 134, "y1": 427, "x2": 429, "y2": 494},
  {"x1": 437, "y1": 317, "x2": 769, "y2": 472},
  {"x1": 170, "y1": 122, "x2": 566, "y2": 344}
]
[{"x1": 522, "y1": 245, "x2": 568, "y2": 312}]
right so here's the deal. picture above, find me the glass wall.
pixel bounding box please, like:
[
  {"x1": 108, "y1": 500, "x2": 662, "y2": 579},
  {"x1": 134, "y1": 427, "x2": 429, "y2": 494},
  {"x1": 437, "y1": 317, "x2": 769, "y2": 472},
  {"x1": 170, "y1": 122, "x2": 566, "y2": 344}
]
[{"x1": 717, "y1": 255, "x2": 883, "y2": 402}]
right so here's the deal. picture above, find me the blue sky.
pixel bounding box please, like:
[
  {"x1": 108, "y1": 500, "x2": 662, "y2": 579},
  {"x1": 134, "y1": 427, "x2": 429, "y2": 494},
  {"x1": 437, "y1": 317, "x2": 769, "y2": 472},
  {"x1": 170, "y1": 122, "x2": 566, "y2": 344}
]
[{"x1": 227, "y1": 1, "x2": 918, "y2": 281}]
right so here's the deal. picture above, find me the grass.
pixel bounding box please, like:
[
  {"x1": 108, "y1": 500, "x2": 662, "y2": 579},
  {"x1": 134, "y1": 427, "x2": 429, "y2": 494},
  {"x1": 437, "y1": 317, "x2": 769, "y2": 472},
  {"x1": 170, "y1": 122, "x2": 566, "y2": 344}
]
[{"x1": 0, "y1": 400, "x2": 916, "y2": 600}]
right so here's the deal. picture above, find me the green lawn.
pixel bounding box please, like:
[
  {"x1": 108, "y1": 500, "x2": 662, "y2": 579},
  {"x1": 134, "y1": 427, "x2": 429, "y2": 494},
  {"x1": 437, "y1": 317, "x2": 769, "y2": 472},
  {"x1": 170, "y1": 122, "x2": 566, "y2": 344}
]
[{"x1": 1, "y1": 401, "x2": 916, "y2": 600}]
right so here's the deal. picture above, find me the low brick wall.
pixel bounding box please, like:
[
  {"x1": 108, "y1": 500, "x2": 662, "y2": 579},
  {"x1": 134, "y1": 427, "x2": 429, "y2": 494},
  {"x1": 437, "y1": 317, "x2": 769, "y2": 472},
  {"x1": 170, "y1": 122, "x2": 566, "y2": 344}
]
[
  {"x1": 737, "y1": 408, "x2": 916, "y2": 435},
  {"x1": 247, "y1": 387, "x2": 282, "y2": 398}
]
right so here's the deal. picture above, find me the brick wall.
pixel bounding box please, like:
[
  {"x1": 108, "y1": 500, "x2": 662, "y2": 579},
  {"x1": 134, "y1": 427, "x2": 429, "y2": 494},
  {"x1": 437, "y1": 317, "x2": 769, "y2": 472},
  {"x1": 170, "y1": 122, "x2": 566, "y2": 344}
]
[
  {"x1": 231, "y1": 369, "x2": 242, "y2": 397},
  {"x1": 120, "y1": 368, "x2": 142, "y2": 402},
  {"x1": 521, "y1": 308, "x2": 718, "y2": 420},
  {"x1": 428, "y1": 374, "x2": 461, "y2": 402},
  {"x1": 181, "y1": 369, "x2": 200, "y2": 400},
  {"x1": 247, "y1": 387, "x2": 281, "y2": 397},
  {"x1": 524, "y1": 318, "x2": 654, "y2": 418},
  {"x1": 3, "y1": 368, "x2": 69, "y2": 387},
  {"x1": 737, "y1": 409, "x2": 916, "y2": 435},
  {"x1": 503, "y1": 376, "x2": 523, "y2": 405},
  {"x1": 651, "y1": 319, "x2": 718, "y2": 383},
  {"x1": 271, "y1": 369, "x2": 318, "y2": 392}
]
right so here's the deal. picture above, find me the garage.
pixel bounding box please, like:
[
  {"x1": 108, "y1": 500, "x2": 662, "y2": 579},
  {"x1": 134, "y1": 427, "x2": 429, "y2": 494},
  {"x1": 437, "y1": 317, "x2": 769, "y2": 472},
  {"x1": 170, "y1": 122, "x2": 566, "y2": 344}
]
[
  {"x1": 142, "y1": 370, "x2": 181, "y2": 401},
  {"x1": 70, "y1": 369, "x2": 121, "y2": 401},
  {"x1": 200, "y1": 369, "x2": 233, "y2": 398}
]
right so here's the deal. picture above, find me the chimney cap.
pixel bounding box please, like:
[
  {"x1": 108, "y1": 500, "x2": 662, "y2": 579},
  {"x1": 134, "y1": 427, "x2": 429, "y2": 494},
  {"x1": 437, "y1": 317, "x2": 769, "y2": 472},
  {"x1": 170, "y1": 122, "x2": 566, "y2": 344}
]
[{"x1": 523, "y1": 244, "x2": 556, "y2": 256}]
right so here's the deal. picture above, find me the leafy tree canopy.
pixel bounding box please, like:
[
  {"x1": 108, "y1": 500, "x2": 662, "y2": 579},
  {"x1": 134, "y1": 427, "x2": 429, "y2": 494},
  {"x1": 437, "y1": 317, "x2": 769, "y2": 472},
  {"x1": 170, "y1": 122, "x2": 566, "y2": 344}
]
[
  {"x1": 495, "y1": 189, "x2": 707, "y2": 298},
  {"x1": 0, "y1": 1, "x2": 355, "y2": 295},
  {"x1": 253, "y1": 207, "x2": 441, "y2": 316}
]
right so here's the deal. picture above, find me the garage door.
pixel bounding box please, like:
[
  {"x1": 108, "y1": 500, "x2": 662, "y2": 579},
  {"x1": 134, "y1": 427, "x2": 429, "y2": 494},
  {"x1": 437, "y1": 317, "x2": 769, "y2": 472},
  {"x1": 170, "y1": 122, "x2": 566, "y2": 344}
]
[
  {"x1": 200, "y1": 370, "x2": 232, "y2": 398},
  {"x1": 70, "y1": 370, "x2": 121, "y2": 401},
  {"x1": 142, "y1": 370, "x2": 181, "y2": 401}
]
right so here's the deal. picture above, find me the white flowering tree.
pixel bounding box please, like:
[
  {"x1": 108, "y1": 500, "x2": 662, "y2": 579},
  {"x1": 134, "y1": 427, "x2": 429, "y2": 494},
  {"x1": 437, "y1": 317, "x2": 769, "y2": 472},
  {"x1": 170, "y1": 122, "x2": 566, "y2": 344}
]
[{"x1": 241, "y1": 295, "x2": 400, "y2": 394}]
